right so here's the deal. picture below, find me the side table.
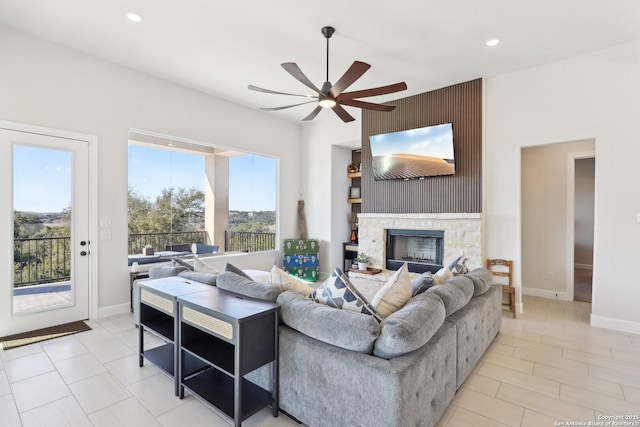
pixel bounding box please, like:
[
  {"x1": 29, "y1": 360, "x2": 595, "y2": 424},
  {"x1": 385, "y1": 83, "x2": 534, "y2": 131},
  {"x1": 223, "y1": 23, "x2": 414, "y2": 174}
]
[
  {"x1": 138, "y1": 277, "x2": 212, "y2": 395},
  {"x1": 178, "y1": 287, "x2": 280, "y2": 427}
]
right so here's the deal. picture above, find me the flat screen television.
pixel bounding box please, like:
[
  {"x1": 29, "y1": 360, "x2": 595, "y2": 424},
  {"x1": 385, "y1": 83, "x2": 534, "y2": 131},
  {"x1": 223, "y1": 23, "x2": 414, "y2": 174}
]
[{"x1": 369, "y1": 123, "x2": 455, "y2": 181}]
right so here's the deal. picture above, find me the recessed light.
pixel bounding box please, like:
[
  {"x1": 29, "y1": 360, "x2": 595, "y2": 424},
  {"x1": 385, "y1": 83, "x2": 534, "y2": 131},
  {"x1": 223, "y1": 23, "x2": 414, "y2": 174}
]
[
  {"x1": 127, "y1": 12, "x2": 142, "y2": 23},
  {"x1": 486, "y1": 39, "x2": 500, "y2": 47}
]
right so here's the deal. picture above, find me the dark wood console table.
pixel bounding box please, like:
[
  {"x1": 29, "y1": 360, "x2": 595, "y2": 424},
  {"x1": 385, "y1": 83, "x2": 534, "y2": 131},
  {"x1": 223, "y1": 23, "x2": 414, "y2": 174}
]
[
  {"x1": 178, "y1": 287, "x2": 280, "y2": 427},
  {"x1": 137, "y1": 277, "x2": 212, "y2": 395}
]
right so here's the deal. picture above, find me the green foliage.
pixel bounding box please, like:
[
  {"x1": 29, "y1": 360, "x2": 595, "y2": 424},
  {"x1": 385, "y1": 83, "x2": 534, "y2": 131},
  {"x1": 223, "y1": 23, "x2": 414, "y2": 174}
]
[
  {"x1": 128, "y1": 187, "x2": 204, "y2": 234},
  {"x1": 13, "y1": 209, "x2": 71, "y2": 287}
]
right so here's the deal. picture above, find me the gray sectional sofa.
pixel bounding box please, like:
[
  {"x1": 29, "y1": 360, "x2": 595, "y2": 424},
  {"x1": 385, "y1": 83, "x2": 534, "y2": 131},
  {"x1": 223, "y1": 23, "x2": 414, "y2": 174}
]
[
  {"x1": 134, "y1": 265, "x2": 501, "y2": 427},
  {"x1": 245, "y1": 268, "x2": 502, "y2": 427}
]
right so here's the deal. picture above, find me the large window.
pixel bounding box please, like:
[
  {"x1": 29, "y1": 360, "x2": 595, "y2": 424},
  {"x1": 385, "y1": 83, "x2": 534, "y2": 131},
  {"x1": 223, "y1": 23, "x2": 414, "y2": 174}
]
[{"x1": 127, "y1": 132, "x2": 277, "y2": 257}]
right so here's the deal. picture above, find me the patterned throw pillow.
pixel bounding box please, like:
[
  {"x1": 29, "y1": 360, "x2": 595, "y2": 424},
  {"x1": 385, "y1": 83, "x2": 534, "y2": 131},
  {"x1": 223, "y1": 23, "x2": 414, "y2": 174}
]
[
  {"x1": 269, "y1": 265, "x2": 315, "y2": 297},
  {"x1": 448, "y1": 255, "x2": 469, "y2": 276},
  {"x1": 371, "y1": 262, "x2": 413, "y2": 318},
  {"x1": 310, "y1": 268, "x2": 383, "y2": 322}
]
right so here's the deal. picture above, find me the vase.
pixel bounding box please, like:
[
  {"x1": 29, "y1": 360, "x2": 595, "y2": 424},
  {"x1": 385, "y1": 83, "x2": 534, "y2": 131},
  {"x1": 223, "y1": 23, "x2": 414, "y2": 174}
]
[{"x1": 350, "y1": 229, "x2": 357, "y2": 243}]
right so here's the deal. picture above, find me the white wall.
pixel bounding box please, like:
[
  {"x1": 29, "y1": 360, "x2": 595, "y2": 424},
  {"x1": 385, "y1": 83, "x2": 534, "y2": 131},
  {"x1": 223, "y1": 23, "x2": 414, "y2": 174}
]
[
  {"x1": 521, "y1": 140, "x2": 594, "y2": 297},
  {"x1": 485, "y1": 39, "x2": 640, "y2": 333},
  {"x1": 300, "y1": 114, "x2": 360, "y2": 278},
  {"x1": 0, "y1": 25, "x2": 301, "y2": 316}
]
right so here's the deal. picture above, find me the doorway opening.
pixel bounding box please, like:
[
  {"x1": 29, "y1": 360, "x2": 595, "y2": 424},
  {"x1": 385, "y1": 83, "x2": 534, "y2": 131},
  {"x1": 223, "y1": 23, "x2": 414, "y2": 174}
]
[{"x1": 573, "y1": 157, "x2": 595, "y2": 302}]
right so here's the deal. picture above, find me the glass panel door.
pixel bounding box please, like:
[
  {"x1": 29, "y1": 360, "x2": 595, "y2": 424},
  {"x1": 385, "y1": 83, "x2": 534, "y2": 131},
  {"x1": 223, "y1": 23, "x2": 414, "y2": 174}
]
[
  {"x1": 13, "y1": 145, "x2": 74, "y2": 314},
  {"x1": 0, "y1": 127, "x2": 89, "y2": 337}
]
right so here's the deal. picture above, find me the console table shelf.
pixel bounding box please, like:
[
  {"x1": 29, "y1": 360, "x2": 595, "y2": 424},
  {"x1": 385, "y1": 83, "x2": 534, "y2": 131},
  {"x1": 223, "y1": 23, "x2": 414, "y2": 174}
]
[
  {"x1": 182, "y1": 367, "x2": 273, "y2": 421},
  {"x1": 178, "y1": 287, "x2": 280, "y2": 427},
  {"x1": 138, "y1": 277, "x2": 214, "y2": 396}
]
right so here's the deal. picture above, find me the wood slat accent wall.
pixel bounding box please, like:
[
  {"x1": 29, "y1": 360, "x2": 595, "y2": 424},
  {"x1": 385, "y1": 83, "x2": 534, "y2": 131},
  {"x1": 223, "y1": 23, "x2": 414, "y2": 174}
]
[{"x1": 361, "y1": 78, "x2": 482, "y2": 213}]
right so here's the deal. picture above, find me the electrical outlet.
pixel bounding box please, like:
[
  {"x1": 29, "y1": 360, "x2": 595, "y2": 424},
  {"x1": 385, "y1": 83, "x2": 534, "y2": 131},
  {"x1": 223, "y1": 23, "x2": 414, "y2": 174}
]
[
  {"x1": 99, "y1": 218, "x2": 112, "y2": 228},
  {"x1": 548, "y1": 272, "x2": 554, "y2": 281}
]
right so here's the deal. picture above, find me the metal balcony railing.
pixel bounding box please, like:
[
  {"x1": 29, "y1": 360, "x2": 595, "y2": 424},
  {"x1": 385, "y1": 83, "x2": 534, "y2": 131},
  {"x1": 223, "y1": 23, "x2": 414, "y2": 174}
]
[
  {"x1": 14, "y1": 230, "x2": 275, "y2": 287},
  {"x1": 14, "y1": 236, "x2": 71, "y2": 288},
  {"x1": 225, "y1": 231, "x2": 276, "y2": 252},
  {"x1": 127, "y1": 231, "x2": 209, "y2": 254}
]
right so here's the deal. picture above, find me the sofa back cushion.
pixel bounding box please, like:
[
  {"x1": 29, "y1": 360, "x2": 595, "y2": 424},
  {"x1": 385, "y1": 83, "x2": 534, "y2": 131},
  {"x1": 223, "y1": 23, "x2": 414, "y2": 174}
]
[
  {"x1": 426, "y1": 275, "x2": 474, "y2": 317},
  {"x1": 216, "y1": 271, "x2": 282, "y2": 302},
  {"x1": 465, "y1": 268, "x2": 493, "y2": 296},
  {"x1": 278, "y1": 291, "x2": 381, "y2": 353},
  {"x1": 373, "y1": 291, "x2": 446, "y2": 359},
  {"x1": 177, "y1": 271, "x2": 217, "y2": 286}
]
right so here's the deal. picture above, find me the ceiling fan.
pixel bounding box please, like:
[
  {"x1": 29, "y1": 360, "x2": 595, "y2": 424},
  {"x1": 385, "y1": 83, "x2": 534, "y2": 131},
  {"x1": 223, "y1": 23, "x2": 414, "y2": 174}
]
[{"x1": 248, "y1": 26, "x2": 407, "y2": 123}]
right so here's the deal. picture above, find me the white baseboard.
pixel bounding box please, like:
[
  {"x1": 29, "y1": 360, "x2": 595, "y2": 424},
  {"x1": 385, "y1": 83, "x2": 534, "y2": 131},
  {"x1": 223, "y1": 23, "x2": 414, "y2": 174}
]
[
  {"x1": 574, "y1": 263, "x2": 593, "y2": 270},
  {"x1": 521, "y1": 287, "x2": 572, "y2": 301},
  {"x1": 98, "y1": 303, "x2": 131, "y2": 319},
  {"x1": 591, "y1": 314, "x2": 640, "y2": 335}
]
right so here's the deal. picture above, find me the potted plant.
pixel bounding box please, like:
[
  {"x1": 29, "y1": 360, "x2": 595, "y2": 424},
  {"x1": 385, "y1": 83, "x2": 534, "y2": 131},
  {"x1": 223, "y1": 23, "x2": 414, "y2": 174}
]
[
  {"x1": 356, "y1": 253, "x2": 370, "y2": 271},
  {"x1": 142, "y1": 245, "x2": 155, "y2": 256}
]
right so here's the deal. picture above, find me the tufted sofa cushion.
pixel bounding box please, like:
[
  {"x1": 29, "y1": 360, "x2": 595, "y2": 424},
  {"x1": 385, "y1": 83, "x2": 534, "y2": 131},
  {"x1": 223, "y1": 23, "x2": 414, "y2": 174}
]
[
  {"x1": 216, "y1": 271, "x2": 282, "y2": 302},
  {"x1": 426, "y1": 275, "x2": 474, "y2": 317},
  {"x1": 177, "y1": 271, "x2": 217, "y2": 286},
  {"x1": 277, "y1": 290, "x2": 381, "y2": 353},
  {"x1": 373, "y1": 291, "x2": 446, "y2": 359},
  {"x1": 465, "y1": 268, "x2": 493, "y2": 296},
  {"x1": 148, "y1": 264, "x2": 189, "y2": 279}
]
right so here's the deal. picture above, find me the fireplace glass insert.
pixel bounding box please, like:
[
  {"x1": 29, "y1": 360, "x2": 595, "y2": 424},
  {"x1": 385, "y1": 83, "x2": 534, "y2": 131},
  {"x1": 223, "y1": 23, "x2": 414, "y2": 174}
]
[{"x1": 386, "y1": 229, "x2": 444, "y2": 273}]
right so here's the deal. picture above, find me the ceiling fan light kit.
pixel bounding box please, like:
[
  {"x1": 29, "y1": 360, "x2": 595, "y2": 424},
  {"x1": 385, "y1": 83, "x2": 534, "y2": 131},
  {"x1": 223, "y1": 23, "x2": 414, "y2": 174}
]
[{"x1": 249, "y1": 26, "x2": 407, "y2": 122}]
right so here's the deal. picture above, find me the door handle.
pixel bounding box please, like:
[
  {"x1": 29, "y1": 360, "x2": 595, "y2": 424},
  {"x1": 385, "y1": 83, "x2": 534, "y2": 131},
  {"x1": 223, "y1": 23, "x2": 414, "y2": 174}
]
[
  {"x1": 80, "y1": 251, "x2": 88, "y2": 256},
  {"x1": 80, "y1": 241, "x2": 87, "y2": 246}
]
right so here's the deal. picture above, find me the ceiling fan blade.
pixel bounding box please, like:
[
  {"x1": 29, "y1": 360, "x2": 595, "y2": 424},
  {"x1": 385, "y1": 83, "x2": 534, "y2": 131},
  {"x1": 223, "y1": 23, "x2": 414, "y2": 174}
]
[
  {"x1": 329, "y1": 61, "x2": 371, "y2": 98},
  {"x1": 260, "y1": 100, "x2": 318, "y2": 111},
  {"x1": 337, "y1": 82, "x2": 408, "y2": 101},
  {"x1": 302, "y1": 105, "x2": 323, "y2": 121},
  {"x1": 332, "y1": 104, "x2": 356, "y2": 123},
  {"x1": 339, "y1": 99, "x2": 396, "y2": 112},
  {"x1": 282, "y1": 63, "x2": 321, "y2": 94},
  {"x1": 248, "y1": 85, "x2": 317, "y2": 99}
]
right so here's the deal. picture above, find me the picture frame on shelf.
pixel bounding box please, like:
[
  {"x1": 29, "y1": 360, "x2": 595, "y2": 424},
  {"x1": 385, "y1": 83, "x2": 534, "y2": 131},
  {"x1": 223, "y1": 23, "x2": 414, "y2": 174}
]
[{"x1": 349, "y1": 186, "x2": 361, "y2": 199}]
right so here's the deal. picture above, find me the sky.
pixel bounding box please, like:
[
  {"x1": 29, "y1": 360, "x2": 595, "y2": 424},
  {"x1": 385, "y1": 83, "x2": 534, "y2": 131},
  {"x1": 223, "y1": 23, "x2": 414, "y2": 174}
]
[
  {"x1": 128, "y1": 145, "x2": 276, "y2": 211},
  {"x1": 13, "y1": 145, "x2": 71, "y2": 213},
  {"x1": 369, "y1": 123, "x2": 454, "y2": 159},
  {"x1": 12, "y1": 144, "x2": 276, "y2": 213}
]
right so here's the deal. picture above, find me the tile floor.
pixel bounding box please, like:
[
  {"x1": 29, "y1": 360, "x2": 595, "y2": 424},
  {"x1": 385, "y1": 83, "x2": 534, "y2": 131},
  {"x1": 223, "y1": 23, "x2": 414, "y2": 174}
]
[{"x1": 0, "y1": 296, "x2": 639, "y2": 426}]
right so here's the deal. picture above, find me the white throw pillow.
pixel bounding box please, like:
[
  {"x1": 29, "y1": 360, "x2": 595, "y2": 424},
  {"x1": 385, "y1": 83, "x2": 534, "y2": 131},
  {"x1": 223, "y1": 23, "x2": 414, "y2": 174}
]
[
  {"x1": 269, "y1": 265, "x2": 314, "y2": 297},
  {"x1": 242, "y1": 269, "x2": 271, "y2": 284},
  {"x1": 193, "y1": 257, "x2": 219, "y2": 275},
  {"x1": 371, "y1": 263, "x2": 413, "y2": 318}
]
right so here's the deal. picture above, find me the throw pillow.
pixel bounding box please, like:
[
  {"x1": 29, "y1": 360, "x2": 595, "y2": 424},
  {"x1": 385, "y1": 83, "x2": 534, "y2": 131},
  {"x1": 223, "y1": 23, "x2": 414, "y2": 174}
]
[
  {"x1": 310, "y1": 268, "x2": 382, "y2": 322},
  {"x1": 448, "y1": 255, "x2": 469, "y2": 276},
  {"x1": 371, "y1": 263, "x2": 413, "y2": 318},
  {"x1": 242, "y1": 269, "x2": 271, "y2": 284},
  {"x1": 269, "y1": 265, "x2": 314, "y2": 297},
  {"x1": 411, "y1": 271, "x2": 435, "y2": 296},
  {"x1": 193, "y1": 257, "x2": 219, "y2": 275},
  {"x1": 433, "y1": 266, "x2": 453, "y2": 285},
  {"x1": 224, "y1": 263, "x2": 253, "y2": 280}
]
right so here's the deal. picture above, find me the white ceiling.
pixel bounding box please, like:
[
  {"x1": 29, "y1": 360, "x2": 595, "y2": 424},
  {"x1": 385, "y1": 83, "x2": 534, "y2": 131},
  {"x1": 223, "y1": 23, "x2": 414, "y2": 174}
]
[{"x1": 1, "y1": 0, "x2": 640, "y2": 123}]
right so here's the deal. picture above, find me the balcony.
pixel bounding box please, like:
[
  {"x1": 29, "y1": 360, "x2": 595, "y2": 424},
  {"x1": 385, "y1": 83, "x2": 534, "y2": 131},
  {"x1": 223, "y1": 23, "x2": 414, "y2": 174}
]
[{"x1": 14, "y1": 231, "x2": 276, "y2": 287}]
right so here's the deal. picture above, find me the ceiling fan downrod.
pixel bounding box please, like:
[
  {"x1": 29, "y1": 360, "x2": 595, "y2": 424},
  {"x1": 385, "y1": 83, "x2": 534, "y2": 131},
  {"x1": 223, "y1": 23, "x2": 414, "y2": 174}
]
[{"x1": 321, "y1": 26, "x2": 335, "y2": 86}]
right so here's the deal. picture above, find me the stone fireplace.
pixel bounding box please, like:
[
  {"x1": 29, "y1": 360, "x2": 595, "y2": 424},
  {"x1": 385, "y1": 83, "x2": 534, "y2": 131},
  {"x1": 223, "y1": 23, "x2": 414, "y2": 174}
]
[{"x1": 357, "y1": 213, "x2": 482, "y2": 271}]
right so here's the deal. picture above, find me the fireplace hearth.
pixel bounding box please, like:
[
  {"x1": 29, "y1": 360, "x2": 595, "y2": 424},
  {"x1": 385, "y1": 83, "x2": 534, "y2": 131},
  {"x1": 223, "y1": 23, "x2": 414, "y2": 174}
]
[{"x1": 386, "y1": 229, "x2": 444, "y2": 273}]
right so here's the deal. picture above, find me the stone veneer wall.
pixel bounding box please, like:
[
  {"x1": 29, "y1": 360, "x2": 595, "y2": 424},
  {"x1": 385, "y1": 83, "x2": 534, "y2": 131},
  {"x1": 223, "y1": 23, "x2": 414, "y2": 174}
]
[{"x1": 357, "y1": 213, "x2": 482, "y2": 270}]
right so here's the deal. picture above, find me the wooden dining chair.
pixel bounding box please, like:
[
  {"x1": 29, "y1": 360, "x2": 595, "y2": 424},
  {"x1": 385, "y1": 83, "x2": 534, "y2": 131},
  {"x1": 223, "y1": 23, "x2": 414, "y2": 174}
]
[{"x1": 486, "y1": 259, "x2": 516, "y2": 319}]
